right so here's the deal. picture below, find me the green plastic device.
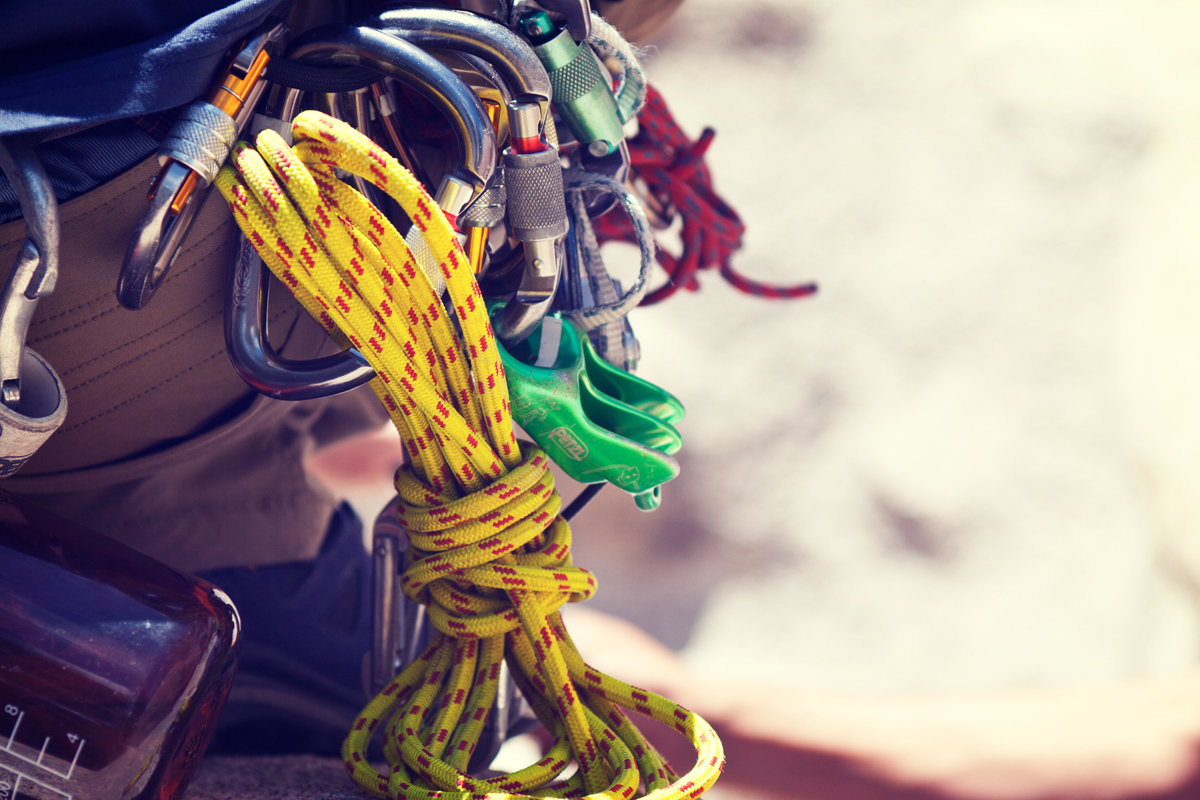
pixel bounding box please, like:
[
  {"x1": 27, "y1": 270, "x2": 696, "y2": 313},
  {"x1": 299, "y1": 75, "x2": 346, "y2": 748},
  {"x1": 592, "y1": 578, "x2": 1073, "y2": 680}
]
[
  {"x1": 520, "y1": 11, "x2": 625, "y2": 157},
  {"x1": 495, "y1": 311, "x2": 684, "y2": 510}
]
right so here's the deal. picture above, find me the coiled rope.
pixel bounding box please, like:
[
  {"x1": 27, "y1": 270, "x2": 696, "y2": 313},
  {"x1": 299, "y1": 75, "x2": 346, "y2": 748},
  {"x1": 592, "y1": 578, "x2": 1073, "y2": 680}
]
[{"x1": 214, "y1": 110, "x2": 724, "y2": 800}]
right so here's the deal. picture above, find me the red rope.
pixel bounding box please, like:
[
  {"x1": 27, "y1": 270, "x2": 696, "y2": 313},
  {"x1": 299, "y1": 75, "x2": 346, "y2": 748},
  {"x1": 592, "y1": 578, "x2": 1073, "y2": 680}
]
[{"x1": 592, "y1": 84, "x2": 817, "y2": 303}]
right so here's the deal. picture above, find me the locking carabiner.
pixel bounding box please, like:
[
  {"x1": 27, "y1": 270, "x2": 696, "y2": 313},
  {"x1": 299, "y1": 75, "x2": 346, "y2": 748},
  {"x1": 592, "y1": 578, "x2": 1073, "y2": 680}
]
[
  {"x1": 491, "y1": 100, "x2": 568, "y2": 345},
  {"x1": 118, "y1": 19, "x2": 288, "y2": 310}
]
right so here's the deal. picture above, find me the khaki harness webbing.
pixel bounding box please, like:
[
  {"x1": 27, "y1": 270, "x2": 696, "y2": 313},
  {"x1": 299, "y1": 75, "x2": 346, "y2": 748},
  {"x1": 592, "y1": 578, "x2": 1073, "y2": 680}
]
[{"x1": 214, "y1": 110, "x2": 724, "y2": 800}]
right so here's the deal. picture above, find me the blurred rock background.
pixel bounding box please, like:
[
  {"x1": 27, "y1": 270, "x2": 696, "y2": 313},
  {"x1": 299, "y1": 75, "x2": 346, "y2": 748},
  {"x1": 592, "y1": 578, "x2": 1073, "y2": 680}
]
[
  {"x1": 333, "y1": 0, "x2": 1200, "y2": 694},
  {"x1": 552, "y1": 0, "x2": 1200, "y2": 693}
]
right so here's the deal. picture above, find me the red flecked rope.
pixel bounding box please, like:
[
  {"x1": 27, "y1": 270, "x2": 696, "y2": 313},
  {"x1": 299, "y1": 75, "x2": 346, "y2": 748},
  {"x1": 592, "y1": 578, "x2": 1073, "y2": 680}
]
[{"x1": 592, "y1": 84, "x2": 817, "y2": 303}]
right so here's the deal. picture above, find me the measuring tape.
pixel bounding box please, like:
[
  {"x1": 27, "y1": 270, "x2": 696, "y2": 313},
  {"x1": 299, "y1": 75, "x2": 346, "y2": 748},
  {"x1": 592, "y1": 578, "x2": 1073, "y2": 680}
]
[{"x1": 214, "y1": 110, "x2": 724, "y2": 800}]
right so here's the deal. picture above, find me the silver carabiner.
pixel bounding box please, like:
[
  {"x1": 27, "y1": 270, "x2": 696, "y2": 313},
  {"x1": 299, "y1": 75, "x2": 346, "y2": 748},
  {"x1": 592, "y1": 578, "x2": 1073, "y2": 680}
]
[
  {"x1": 0, "y1": 136, "x2": 69, "y2": 476},
  {"x1": 289, "y1": 24, "x2": 498, "y2": 195},
  {"x1": 362, "y1": 7, "x2": 553, "y2": 112},
  {"x1": 0, "y1": 138, "x2": 58, "y2": 409},
  {"x1": 225, "y1": 24, "x2": 501, "y2": 400},
  {"x1": 490, "y1": 100, "x2": 568, "y2": 345},
  {"x1": 118, "y1": 20, "x2": 287, "y2": 310},
  {"x1": 225, "y1": 233, "x2": 374, "y2": 401}
]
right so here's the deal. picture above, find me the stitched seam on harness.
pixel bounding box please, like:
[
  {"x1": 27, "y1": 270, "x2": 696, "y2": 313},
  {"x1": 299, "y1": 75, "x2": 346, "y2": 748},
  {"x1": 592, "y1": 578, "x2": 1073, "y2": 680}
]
[
  {"x1": 0, "y1": 163, "x2": 152, "y2": 251},
  {"x1": 62, "y1": 349, "x2": 227, "y2": 433},
  {"x1": 29, "y1": 219, "x2": 231, "y2": 341},
  {"x1": 59, "y1": 284, "x2": 224, "y2": 378},
  {"x1": 63, "y1": 302, "x2": 293, "y2": 394}
]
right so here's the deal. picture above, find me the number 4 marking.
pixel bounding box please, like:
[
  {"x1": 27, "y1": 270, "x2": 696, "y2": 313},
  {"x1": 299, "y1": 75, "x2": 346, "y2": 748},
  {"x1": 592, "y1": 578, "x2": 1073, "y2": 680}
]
[{"x1": 66, "y1": 734, "x2": 78, "y2": 744}]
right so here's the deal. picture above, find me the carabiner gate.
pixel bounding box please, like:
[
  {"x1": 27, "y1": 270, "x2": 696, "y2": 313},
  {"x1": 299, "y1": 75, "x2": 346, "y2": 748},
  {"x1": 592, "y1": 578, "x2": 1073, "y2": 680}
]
[{"x1": 117, "y1": 19, "x2": 288, "y2": 310}]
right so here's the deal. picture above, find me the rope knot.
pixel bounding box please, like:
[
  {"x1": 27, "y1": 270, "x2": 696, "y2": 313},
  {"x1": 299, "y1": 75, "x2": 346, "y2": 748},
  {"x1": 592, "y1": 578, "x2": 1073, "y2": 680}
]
[{"x1": 396, "y1": 443, "x2": 596, "y2": 640}]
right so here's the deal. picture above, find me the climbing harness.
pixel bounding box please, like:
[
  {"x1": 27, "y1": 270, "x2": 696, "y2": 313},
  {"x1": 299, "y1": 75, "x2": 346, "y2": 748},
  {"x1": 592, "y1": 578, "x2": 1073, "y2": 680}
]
[
  {"x1": 216, "y1": 110, "x2": 723, "y2": 799},
  {"x1": 190, "y1": 1, "x2": 827, "y2": 791}
]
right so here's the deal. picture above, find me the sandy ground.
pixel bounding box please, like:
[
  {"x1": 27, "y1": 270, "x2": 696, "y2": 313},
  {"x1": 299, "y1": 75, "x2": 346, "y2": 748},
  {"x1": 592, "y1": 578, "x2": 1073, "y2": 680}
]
[{"x1": 190, "y1": 0, "x2": 1200, "y2": 795}]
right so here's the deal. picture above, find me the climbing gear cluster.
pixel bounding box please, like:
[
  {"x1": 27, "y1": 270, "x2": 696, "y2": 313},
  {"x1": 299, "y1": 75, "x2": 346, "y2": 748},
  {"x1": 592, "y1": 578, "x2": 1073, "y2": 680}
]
[{"x1": 0, "y1": 0, "x2": 817, "y2": 796}]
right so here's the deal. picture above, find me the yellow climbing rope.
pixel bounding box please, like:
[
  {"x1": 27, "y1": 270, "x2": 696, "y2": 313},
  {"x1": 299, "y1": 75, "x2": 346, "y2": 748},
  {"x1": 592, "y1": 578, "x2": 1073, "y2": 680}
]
[{"x1": 214, "y1": 110, "x2": 724, "y2": 800}]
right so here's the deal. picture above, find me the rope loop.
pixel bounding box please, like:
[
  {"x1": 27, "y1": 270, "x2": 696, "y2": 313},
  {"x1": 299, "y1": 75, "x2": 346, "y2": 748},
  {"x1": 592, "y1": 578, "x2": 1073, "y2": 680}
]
[
  {"x1": 593, "y1": 84, "x2": 818, "y2": 302},
  {"x1": 398, "y1": 443, "x2": 596, "y2": 640},
  {"x1": 215, "y1": 110, "x2": 724, "y2": 800}
]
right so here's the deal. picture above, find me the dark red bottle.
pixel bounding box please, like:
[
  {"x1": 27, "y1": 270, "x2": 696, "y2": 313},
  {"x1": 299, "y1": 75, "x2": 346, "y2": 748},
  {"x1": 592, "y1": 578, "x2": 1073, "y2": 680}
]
[{"x1": 0, "y1": 489, "x2": 240, "y2": 800}]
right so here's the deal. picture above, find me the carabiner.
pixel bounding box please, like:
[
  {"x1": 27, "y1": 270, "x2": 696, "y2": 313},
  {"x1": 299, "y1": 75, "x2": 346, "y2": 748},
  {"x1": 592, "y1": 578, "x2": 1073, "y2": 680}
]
[
  {"x1": 0, "y1": 138, "x2": 57, "y2": 409},
  {"x1": 289, "y1": 24, "x2": 497, "y2": 195},
  {"x1": 225, "y1": 234, "x2": 374, "y2": 401},
  {"x1": 491, "y1": 100, "x2": 568, "y2": 346},
  {"x1": 118, "y1": 19, "x2": 288, "y2": 310},
  {"x1": 0, "y1": 137, "x2": 68, "y2": 476},
  {"x1": 226, "y1": 25, "x2": 500, "y2": 400},
  {"x1": 362, "y1": 7, "x2": 553, "y2": 112},
  {"x1": 365, "y1": 5, "x2": 564, "y2": 212},
  {"x1": 519, "y1": 10, "x2": 622, "y2": 157}
]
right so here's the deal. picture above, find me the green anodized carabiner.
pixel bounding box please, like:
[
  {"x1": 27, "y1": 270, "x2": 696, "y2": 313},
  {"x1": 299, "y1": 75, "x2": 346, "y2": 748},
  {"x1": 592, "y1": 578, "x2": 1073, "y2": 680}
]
[
  {"x1": 519, "y1": 10, "x2": 625, "y2": 158},
  {"x1": 494, "y1": 310, "x2": 684, "y2": 509}
]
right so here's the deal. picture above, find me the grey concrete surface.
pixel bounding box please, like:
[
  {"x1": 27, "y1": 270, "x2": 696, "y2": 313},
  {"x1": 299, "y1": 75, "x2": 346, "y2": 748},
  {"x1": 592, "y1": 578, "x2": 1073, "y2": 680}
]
[{"x1": 186, "y1": 756, "x2": 369, "y2": 799}]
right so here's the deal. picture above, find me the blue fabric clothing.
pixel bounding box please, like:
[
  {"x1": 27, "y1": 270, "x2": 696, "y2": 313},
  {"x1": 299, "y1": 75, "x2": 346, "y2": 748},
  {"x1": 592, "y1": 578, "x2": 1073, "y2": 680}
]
[
  {"x1": 196, "y1": 502, "x2": 372, "y2": 696},
  {"x1": 0, "y1": 0, "x2": 286, "y2": 222},
  {"x1": 0, "y1": 0, "x2": 286, "y2": 136}
]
